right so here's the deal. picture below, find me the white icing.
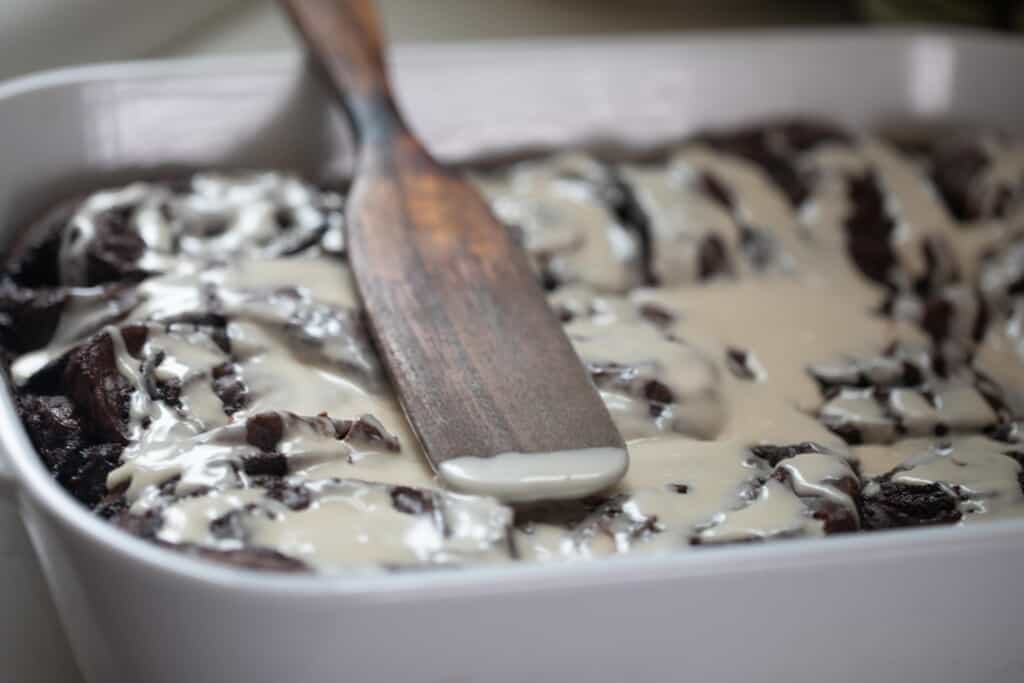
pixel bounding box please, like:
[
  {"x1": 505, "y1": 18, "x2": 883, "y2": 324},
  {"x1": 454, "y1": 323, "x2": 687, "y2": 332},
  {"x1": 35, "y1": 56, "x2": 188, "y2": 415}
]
[
  {"x1": 438, "y1": 447, "x2": 628, "y2": 503},
  {"x1": 8, "y1": 137, "x2": 1023, "y2": 574}
]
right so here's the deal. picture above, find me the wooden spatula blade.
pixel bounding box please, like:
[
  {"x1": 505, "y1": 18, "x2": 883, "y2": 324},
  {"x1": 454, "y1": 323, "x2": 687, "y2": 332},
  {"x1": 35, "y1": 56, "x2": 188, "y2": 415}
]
[
  {"x1": 282, "y1": 0, "x2": 627, "y2": 502},
  {"x1": 347, "y1": 145, "x2": 627, "y2": 502}
]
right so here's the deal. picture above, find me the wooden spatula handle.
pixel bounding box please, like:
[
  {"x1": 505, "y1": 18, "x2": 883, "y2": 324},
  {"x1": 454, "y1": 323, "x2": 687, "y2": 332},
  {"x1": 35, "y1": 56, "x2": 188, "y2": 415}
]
[{"x1": 279, "y1": 0, "x2": 403, "y2": 144}]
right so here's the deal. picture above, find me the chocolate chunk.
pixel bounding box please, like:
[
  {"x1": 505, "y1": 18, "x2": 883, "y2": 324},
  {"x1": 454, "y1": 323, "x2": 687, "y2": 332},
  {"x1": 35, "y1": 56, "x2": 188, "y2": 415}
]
[
  {"x1": 916, "y1": 287, "x2": 986, "y2": 363},
  {"x1": 390, "y1": 486, "x2": 436, "y2": 516},
  {"x1": 555, "y1": 306, "x2": 575, "y2": 323},
  {"x1": 166, "y1": 177, "x2": 194, "y2": 195},
  {"x1": 844, "y1": 172, "x2": 897, "y2": 287},
  {"x1": 643, "y1": 380, "x2": 675, "y2": 405},
  {"x1": 242, "y1": 452, "x2": 288, "y2": 477},
  {"x1": 810, "y1": 349, "x2": 932, "y2": 394},
  {"x1": 829, "y1": 423, "x2": 864, "y2": 446},
  {"x1": 337, "y1": 414, "x2": 400, "y2": 451},
  {"x1": 63, "y1": 329, "x2": 148, "y2": 443},
  {"x1": 668, "y1": 483, "x2": 689, "y2": 494},
  {"x1": 860, "y1": 480, "x2": 961, "y2": 529},
  {"x1": 514, "y1": 496, "x2": 605, "y2": 529},
  {"x1": 692, "y1": 122, "x2": 831, "y2": 206},
  {"x1": 749, "y1": 442, "x2": 825, "y2": 467},
  {"x1": 245, "y1": 412, "x2": 285, "y2": 452},
  {"x1": 540, "y1": 269, "x2": 561, "y2": 292},
  {"x1": 637, "y1": 303, "x2": 675, "y2": 328},
  {"x1": 273, "y1": 207, "x2": 295, "y2": 231},
  {"x1": 15, "y1": 394, "x2": 84, "y2": 470},
  {"x1": 688, "y1": 534, "x2": 761, "y2": 547},
  {"x1": 212, "y1": 362, "x2": 248, "y2": 415},
  {"x1": 141, "y1": 349, "x2": 182, "y2": 407},
  {"x1": 0, "y1": 280, "x2": 66, "y2": 352},
  {"x1": 972, "y1": 295, "x2": 990, "y2": 343},
  {"x1": 697, "y1": 234, "x2": 731, "y2": 280},
  {"x1": 209, "y1": 509, "x2": 247, "y2": 540},
  {"x1": 80, "y1": 204, "x2": 148, "y2": 285},
  {"x1": 725, "y1": 347, "x2": 759, "y2": 381},
  {"x1": 1003, "y1": 451, "x2": 1024, "y2": 495},
  {"x1": 920, "y1": 297, "x2": 953, "y2": 343},
  {"x1": 901, "y1": 361, "x2": 925, "y2": 387},
  {"x1": 811, "y1": 503, "x2": 860, "y2": 534},
  {"x1": 18, "y1": 393, "x2": 125, "y2": 507},
  {"x1": 930, "y1": 139, "x2": 991, "y2": 220},
  {"x1": 276, "y1": 221, "x2": 329, "y2": 257},
  {"x1": 261, "y1": 478, "x2": 312, "y2": 511},
  {"x1": 772, "y1": 462, "x2": 860, "y2": 533},
  {"x1": 975, "y1": 371, "x2": 1014, "y2": 420},
  {"x1": 915, "y1": 236, "x2": 960, "y2": 297},
  {"x1": 60, "y1": 443, "x2": 123, "y2": 507},
  {"x1": 739, "y1": 225, "x2": 776, "y2": 270},
  {"x1": 209, "y1": 504, "x2": 275, "y2": 541},
  {"x1": 5, "y1": 199, "x2": 79, "y2": 287},
  {"x1": 697, "y1": 172, "x2": 734, "y2": 210},
  {"x1": 609, "y1": 174, "x2": 658, "y2": 287},
  {"x1": 987, "y1": 422, "x2": 1023, "y2": 444}
]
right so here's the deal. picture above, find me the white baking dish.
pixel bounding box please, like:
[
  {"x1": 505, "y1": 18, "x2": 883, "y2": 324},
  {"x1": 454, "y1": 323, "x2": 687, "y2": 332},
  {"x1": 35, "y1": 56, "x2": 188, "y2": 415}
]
[{"x1": 1, "y1": 29, "x2": 1023, "y2": 683}]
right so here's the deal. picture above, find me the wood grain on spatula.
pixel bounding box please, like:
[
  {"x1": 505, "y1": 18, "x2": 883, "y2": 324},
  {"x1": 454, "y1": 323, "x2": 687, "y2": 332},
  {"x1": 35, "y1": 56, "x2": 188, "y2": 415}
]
[{"x1": 280, "y1": 0, "x2": 627, "y2": 502}]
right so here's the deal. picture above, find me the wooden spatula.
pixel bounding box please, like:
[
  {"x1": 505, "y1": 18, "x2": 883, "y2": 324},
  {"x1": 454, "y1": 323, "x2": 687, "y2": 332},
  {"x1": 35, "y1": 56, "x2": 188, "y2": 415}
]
[{"x1": 280, "y1": 0, "x2": 627, "y2": 502}]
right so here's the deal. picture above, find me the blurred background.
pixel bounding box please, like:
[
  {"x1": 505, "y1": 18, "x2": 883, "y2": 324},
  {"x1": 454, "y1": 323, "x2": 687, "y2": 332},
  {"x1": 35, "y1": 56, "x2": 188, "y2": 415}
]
[{"x1": 2, "y1": 0, "x2": 1021, "y2": 82}]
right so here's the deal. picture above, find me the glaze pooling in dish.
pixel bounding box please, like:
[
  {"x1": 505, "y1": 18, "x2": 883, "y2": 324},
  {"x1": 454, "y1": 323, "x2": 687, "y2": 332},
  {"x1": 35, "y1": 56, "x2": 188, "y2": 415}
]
[{"x1": 3, "y1": 120, "x2": 1024, "y2": 573}]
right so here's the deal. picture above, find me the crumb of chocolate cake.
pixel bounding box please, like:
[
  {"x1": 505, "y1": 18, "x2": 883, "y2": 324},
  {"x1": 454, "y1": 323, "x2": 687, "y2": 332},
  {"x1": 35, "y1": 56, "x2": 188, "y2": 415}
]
[{"x1": 860, "y1": 480, "x2": 962, "y2": 529}]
